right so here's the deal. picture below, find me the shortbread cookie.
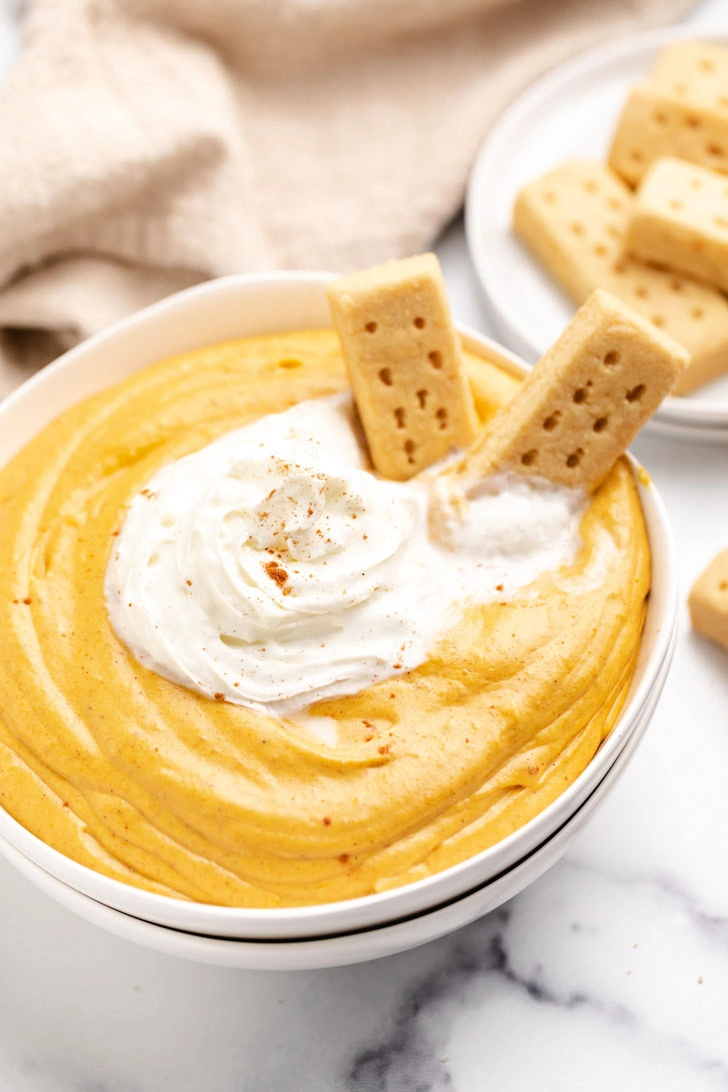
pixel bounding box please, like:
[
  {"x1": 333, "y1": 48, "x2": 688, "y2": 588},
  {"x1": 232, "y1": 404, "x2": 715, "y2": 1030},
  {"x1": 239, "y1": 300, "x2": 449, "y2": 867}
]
[
  {"x1": 449, "y1": 289, "x2": 687, "y2": 493},
  {"x1": 689, "y1": 549, "x2": 728, "y2": 653},
  {"x1": 609, "y1": 85, "x2": 728, "y2": 187},
  {"x1": 327, "y1": 254, "x2": 479, "y2": 480},
  {"x1": 628, "y1": 157, "x2": 728, "y2": 292},
  {"x1": 650, "y1": 41, "x2": 728, "y2": 107},
  {"x1": 611, "y1": 42, "x2": 728, "y2": 185},
  {"x1": 514, "y1": 159, "x2": 728, "y2": 393}
]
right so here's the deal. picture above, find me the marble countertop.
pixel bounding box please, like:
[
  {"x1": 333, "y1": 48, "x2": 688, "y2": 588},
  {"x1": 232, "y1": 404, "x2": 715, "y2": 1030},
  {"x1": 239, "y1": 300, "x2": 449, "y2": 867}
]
[{"x1": 1, "y1": 1, "x2": 727, "y2": 1089}]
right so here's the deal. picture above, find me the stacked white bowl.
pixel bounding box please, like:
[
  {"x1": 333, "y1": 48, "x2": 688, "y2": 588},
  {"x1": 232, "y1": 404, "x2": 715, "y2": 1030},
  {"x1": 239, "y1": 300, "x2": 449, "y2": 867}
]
[{"x1": 0, "y1": 274, "x2": 679, "y2": 970}]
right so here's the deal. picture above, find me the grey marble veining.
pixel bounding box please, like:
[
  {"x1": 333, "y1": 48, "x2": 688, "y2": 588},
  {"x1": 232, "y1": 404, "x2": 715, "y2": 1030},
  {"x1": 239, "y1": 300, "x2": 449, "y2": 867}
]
[
  {"x1": 2, "y1": 836, "x2": 727, "y2": 1091},
  {"x1": 1, "y1": 0, "x2": 728, "y2": 1089}
]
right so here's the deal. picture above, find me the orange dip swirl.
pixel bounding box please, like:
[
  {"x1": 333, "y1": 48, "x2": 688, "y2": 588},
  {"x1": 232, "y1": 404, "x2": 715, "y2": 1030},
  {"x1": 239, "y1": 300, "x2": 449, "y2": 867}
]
[{"x1": 0, "y1": 330, "x2": 650, "y2": 906}]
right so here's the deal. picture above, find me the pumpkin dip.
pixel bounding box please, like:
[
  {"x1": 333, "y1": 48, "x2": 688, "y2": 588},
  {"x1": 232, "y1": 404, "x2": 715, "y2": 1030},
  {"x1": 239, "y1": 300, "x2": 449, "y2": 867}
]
[{"x1": 0, "y1": 330, "x2": 649, "y2": 907}]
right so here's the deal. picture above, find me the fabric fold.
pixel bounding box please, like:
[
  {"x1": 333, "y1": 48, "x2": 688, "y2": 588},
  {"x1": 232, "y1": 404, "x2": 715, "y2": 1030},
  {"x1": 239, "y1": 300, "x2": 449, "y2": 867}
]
[{"x1": 0, "y1": 0, "x2": 694, "y2": 393}]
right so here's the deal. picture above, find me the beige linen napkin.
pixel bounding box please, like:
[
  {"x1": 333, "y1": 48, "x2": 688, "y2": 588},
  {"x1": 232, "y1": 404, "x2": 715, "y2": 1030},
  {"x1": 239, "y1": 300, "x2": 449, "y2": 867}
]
[{"x1": 0, "y1": 0, "x2": 694, "y2": 396}]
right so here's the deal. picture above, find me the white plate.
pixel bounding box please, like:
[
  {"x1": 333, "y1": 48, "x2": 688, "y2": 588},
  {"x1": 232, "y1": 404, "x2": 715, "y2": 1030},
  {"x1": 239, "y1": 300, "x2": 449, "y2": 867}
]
[
  {"x1": 466, "y1": 25, "x2": 728, "y2": 442},
  {"x1": 0, "y1": 632, "x2": 675, "y2": 971}
]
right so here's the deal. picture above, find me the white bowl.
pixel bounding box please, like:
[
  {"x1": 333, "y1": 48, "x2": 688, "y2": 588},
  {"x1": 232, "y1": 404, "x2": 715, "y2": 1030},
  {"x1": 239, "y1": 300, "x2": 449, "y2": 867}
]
[
  {"x1": 0, "y1": 623, "x2": 675, "y2": 971},
  {"x1": 465, "y1": 25, "x2": 728, "y2": 443},
  {"x1": 0, "y1": 273, "x2": 678, "y2": 943}
]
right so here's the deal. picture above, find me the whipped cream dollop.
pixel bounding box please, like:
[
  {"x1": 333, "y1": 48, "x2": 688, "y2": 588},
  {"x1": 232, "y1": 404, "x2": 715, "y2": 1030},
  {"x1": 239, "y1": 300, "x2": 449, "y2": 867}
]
[{"x1": 106, "y1": 396, "x2": 586, "y2": 717}]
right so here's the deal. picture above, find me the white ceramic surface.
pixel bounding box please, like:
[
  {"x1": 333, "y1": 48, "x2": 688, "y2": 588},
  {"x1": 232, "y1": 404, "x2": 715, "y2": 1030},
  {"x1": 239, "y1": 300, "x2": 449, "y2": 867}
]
[
  {"x1": 0, "y1": 273, "x2": 677, "y2": 942},
  {"x1": 0, "y1": 624, "x2": 675, "y2": 970},
  {"x1": 466, "y1": 25, "x2": 728, "y2": 442}
]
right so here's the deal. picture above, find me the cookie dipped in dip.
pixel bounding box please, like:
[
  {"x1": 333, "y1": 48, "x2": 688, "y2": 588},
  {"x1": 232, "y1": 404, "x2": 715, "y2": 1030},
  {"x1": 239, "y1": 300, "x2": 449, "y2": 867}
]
[{"x1": 0, "y1": 263, "x2": 683, "y2": 908}]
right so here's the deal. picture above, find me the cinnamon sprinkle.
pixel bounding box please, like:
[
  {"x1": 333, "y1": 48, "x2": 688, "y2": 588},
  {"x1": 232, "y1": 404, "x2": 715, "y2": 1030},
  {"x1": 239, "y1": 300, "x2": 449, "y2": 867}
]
[{"x1": 263, "y1": 559, "x2": 290, "y2": 591}]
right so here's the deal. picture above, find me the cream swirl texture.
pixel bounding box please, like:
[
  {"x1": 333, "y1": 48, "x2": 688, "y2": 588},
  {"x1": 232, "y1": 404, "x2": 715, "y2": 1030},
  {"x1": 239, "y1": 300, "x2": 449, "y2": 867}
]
[
  {"x1": 106, "y1": 396, "x2": 587, "y2": 718},
  {"x1": 105, "y1": 397, "x2": 453, "y2": 715}
]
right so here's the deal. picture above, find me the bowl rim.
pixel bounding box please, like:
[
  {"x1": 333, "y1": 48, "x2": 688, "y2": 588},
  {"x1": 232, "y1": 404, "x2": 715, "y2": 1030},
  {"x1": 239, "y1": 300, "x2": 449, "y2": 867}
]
[{"x1": 0, "y1": 271, "x2": 679, "y2": 938}]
